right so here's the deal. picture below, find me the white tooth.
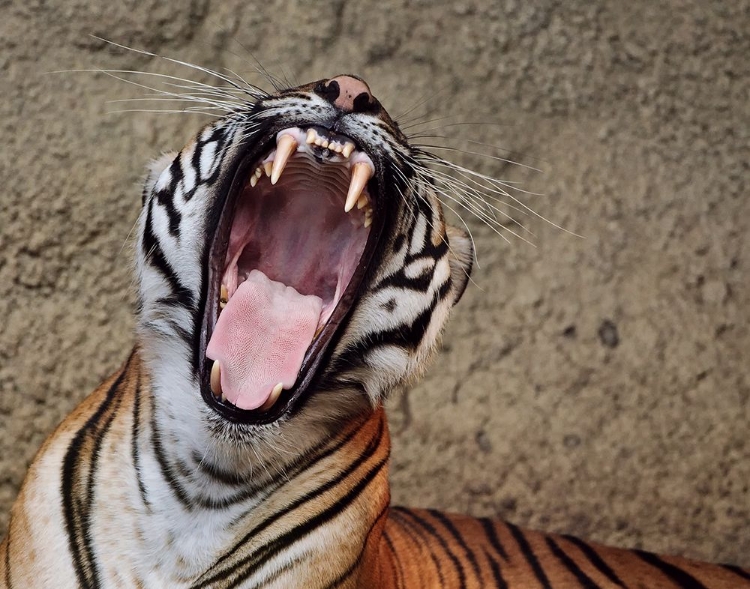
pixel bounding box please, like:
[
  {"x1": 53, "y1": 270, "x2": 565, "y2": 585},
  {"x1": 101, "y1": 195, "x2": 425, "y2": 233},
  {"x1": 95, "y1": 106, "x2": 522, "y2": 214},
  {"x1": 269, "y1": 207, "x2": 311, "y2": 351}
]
[
  {"x1": 271, "y1": 135, "x2": 298, "y2": 185},
  {"x1": 250, "y1": 175, "x2": 258, "y2": 187},
  {"x1": 259, "y1": 382, "x2": 284, "y2": 411},
  {"x1": 210, "y1": 361, "x2": 222, "y2": 396},
  {"x1": 306, "y1": 129, "x2": 316, "y2": 144},
  {"x1": 263, "y1": 162, "x2": 273, "y2": 177},
  {"x1": 255, "y1": 166, "x2": 262, "y2": 178},
  {"x1": 357, "y1": 194, "x2": 368, "y2": 209},
  {"x1": 364, "y1": 215, "x2": 373, "y2": 228},
  {"x1": 321, "y1": 139, "x2": 329, "y2": 149},
  {"x1": 314, "y1": 138, "x2": 323, "y2": 146},
  {"x1": 342, "y1": 142, "x2": 355, "y2": 158},
  {"x1": 345, "y1": 162, "x2": 372, "y2": 212}
]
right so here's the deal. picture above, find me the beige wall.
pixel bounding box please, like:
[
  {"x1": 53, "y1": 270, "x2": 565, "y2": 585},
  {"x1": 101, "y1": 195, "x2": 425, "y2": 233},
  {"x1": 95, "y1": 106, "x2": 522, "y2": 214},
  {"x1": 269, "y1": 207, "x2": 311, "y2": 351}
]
[{"x1": 1, "y1": 0, "x2": 748, "y2": 566}]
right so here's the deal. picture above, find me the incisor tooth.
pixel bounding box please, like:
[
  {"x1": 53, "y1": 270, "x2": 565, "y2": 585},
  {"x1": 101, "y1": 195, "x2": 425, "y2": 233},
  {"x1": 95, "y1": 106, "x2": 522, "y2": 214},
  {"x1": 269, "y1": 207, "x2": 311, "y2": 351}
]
[
  {"x1": 210, "y1": 361, "x2": 222, "y2": 396},
  {"x1": 306, "y1": 129, "x2": 316, "y2": 144},
  {"x1": 357, "y1": 193, "x2": 368, "y2": 209},
  {"x1": 364, "y1": 215, "x2": 373, "y2": 228},
  {"x1": 259, "y1": 382, "x2": 284, "y2": 411},
  {"x1": 344, "y1": 162, "x2": 373, "y2": 213},
  {"x1": 342, "y1": 142, "x2": 355, "y2": 158},
  {"x1": 250, "y1": 175, "x2": 258, "y2": 188},
  {"x1": 271, "y1": 135, "x2": 298, "y2": 185},
  {"x1": 263, "y1": 161, "x2": 273, "y2": 177}
]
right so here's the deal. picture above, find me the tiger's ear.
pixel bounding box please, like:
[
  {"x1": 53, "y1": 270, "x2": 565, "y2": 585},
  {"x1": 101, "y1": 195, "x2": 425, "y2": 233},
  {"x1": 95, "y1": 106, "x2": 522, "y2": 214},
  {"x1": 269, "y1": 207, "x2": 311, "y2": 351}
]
[
  {"x1": 141, "y1": 152, "x2": 178, "y2": 205},
  {"x1": 445, "y1": 225, "x2": 474, "y2": 306}
]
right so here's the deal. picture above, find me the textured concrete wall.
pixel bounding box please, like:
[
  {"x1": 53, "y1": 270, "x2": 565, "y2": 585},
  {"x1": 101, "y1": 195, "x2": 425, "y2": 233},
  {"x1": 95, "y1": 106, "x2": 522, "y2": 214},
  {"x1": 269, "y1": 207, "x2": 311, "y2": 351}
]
[{"x1": 1, "y1": 0, "x2": 748, "y2": 566}]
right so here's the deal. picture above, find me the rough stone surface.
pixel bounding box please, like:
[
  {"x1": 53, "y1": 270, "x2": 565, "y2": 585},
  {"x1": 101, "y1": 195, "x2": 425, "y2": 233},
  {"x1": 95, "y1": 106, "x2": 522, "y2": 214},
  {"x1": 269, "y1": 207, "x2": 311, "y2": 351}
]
[{"x1": 1, "y1": 0, "x2": 748, "y2": 567}]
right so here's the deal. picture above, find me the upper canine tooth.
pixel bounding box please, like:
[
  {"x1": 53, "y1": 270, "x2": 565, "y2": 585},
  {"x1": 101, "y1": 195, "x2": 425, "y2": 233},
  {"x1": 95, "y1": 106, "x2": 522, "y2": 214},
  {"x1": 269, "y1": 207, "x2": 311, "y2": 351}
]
[
  {"x1": 259, "y1": 382, "x2": 284, "y2": 411},
  {"x1": 306, "y1": 129, "x2": 316, "y2": 144},
  {"x1": 342, "y1": 142, "x2": 355, "y2": 158},
  {"x1": 271, "y1": 135, "x2": 298, "y2": 185},
  {"x1": 345, "y1": 162, "x2": 373, "y2": 213}
]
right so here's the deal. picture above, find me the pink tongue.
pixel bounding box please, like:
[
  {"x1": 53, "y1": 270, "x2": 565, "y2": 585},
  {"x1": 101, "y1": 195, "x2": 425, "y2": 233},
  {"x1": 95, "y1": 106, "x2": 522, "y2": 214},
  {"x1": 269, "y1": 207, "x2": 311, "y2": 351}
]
[{"x1": 206, "y1": 270, "x2": 323, "y2": 410}]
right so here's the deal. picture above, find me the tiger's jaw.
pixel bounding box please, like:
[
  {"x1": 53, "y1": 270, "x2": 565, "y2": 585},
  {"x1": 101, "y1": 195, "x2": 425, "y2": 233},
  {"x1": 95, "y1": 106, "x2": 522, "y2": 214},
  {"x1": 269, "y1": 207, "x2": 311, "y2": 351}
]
[{"x1": 199, "y1": 126, "x2": 386, "y2": 425}]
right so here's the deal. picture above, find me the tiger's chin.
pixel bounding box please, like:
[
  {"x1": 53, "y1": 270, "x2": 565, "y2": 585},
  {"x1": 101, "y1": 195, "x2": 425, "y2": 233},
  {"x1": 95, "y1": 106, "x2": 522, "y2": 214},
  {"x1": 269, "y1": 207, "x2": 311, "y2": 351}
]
[{"x1": 198, "y1": 126, "x2": 385, "y2": 426}]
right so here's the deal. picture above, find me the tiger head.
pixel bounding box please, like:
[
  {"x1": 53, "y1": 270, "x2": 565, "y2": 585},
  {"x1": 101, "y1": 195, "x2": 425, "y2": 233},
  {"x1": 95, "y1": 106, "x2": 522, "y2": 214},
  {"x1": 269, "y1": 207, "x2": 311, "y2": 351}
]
[{"x1": 135, "y1": 75, "x2": 473, "y2": 441}]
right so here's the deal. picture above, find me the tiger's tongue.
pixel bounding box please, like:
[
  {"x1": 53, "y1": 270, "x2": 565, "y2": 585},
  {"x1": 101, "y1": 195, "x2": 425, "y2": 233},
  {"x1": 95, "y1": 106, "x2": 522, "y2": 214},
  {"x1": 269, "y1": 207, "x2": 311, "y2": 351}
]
[{"x1": 206, "y1": 270, "x2": 323, "y2": 410}]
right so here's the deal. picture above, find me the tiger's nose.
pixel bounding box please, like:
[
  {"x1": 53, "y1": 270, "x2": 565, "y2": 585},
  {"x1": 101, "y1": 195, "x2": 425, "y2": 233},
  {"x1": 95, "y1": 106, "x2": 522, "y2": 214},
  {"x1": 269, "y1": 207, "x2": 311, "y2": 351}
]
[{"x1": 318, "y1": 75, "x2": 375, "y2": 113}]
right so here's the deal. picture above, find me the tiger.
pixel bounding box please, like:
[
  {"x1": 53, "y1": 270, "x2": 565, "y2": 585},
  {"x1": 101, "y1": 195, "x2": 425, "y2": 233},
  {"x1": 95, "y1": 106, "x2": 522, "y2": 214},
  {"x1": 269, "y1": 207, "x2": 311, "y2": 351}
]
[{"x1": 0, "y1": 68, "x2": 747, "y2": 589}]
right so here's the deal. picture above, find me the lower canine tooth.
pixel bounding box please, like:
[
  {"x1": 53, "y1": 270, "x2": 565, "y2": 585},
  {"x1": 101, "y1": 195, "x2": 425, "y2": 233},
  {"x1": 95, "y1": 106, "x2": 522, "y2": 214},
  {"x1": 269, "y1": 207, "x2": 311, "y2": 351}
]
[
  {"x1": 259, "y1": 382, "x2": 284, "y2": 411},
  {"x1": 210, "y1": 361, "x2": 222, "y2": 396}
]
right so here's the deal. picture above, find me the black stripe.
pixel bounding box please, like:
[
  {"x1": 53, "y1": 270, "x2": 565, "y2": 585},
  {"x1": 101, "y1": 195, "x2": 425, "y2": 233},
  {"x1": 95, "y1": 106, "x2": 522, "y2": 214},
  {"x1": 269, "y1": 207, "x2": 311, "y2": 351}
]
[
  {"x1": 192, "y1": 127, "x2": 228, "y2": 187},
  {"x1": 323, "y1": 504, "x2": 391, "y2": 589},
  {"x1": 428, "y1": 509, "x2": 483, "y2": 584},
  {"x1": 4, "y1": 520, "x2": 13, "y2": 589},
  {"x1": 722, "y1": 564, "x2": 750, "y2": 581},
  {"x1": 635, "y1": 551, "x2": 709, "y2": 589},
  {"x1": 222, "y1": 454, "x2": 390, "y2": 589},
  {"x1": 155, "y1": 187, "x2": 182, "y2": 237},
  {"x1": 61, "y1": 355, "x2": 132, "y2": 589},
  {"x1": 546, "y1": 537, "x2": 602, "y2": 588},
  {"x1": 483, "y1": 548, "x2": 509, "y2": 589},
  {"x1": 394, "y1": 509, "x2": 468, "y2": 589},
  {"x1": 335, "y1": 290, "x2": 441, "y2": 369},
  {"x1": 142, "y1": 200, "x2": 194, "y2": 312},
  {"x1": 562, "y1": 535, "x2": 627, "y2": 587},
  {"x1": 479, "y1": 518, "x2": 509, "y2": 561},
  {"x1": 149, "y1": 400, "x2": 194, "y2": 509},
  {"x1": 506, "y1": 522, "x2": 553, "y2": 589},
  {"x1": 130, "y1": 370, "x2": 150, "y2": 510},
  {"x1": 389, "y1": 508, "x2": 447, "y2": 587},
  {"x1": 382, "y1": 532, "x2": 404, "y2": 589},
  {"x1": 194, "y1": 419, "x2": 386, "y2": 586}
]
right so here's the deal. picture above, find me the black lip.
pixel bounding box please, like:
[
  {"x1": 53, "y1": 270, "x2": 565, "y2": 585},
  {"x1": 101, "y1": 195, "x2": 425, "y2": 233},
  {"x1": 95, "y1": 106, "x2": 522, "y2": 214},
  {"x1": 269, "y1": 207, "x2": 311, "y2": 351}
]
[{"x1": 198, "y1": 132, "x2": 385, "y2": 425}]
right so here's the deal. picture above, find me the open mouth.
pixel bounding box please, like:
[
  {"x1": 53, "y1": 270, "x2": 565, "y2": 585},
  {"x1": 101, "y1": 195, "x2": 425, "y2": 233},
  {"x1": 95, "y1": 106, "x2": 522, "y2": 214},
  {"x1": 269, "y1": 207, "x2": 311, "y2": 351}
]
[{"x1": 200, "y1": 126, "x2": 380, "y2": 424}]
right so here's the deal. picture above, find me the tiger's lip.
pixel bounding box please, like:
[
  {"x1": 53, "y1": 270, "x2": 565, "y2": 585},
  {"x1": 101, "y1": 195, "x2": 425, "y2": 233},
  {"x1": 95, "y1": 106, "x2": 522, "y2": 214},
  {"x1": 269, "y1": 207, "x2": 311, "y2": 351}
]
[{"x1": 198, "y1": 125, "x2": 386, "y2": 425}]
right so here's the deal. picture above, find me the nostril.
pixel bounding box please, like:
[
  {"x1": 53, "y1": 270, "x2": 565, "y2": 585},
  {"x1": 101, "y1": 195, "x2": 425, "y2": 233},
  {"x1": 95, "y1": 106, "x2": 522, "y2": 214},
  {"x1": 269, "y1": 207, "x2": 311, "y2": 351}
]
[{"x1": 352, "y1": 92, "x2": 373, "y2": 113}]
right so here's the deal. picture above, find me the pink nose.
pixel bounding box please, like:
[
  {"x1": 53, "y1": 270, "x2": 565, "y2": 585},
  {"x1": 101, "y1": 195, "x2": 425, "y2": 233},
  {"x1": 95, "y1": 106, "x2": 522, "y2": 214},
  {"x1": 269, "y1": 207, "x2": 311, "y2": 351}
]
[{"x1": 324, "y1": 75, "x2": 374, "y2": 113}]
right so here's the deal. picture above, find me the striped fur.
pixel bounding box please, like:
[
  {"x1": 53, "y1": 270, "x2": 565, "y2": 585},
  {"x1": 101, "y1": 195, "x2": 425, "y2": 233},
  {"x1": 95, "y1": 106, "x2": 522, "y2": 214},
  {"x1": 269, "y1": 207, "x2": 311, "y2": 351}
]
[{"x1": 1, "y1": 75, "x2": 747, "y2": 588}]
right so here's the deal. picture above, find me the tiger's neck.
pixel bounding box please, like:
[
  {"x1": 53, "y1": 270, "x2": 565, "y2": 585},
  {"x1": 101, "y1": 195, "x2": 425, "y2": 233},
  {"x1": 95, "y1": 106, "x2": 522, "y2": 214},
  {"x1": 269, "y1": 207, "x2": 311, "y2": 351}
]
[{"x1": 131, "y1": 349, "x2": 393, "y2": 586}]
